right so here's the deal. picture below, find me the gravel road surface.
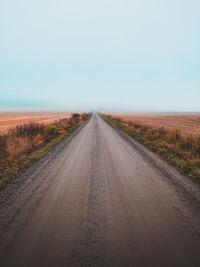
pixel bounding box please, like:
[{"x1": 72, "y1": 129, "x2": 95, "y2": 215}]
[{"x1": 0, "y1": 114, "x2": 200, "y2": 267}]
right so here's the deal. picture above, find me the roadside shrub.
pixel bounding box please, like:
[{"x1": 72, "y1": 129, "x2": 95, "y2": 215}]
[
  {"x1": 72, "y1": 113, "x2": 80, "y2": 119},
  {"x1": 11, "y1": 123, "x2": 44, "y2": 137},
  {"x1": 57, "y1": 118, "x2": 69, "y2": 130},
  {"x1": 44, "y1": 125, "x2": 57, "y2": 135},
  {"x1": 0, "y1": 135, "x2": 7, "y2": 158},
  {"x1": 82, "y1": 113, "x2": 90, "y2": 120},
  {"x1": 6, "y1": 136, "x2": 31, "y2": 157},
  {"x1": 71, "y1": 113, "x2": 80, "y2": 123}
]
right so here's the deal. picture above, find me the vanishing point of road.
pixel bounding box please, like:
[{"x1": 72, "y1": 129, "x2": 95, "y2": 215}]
[{"x1": 0, "y1": 114, "x2": 200, "y2": 267}]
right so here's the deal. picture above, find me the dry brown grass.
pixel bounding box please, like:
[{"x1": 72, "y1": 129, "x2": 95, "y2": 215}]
[
  {"x1": 111, "y1": 113, "x2": 200, "y2": 136},
  {"x1": 0, "y1": 112, "x2": 91, "y2": 187},
  {"x1": 102, "y1": 114, "x2": 200, "y2": 179},
  {"x1": 0, "y1": 112, "x2": 71, "y2": 135},
  {"x1": 0, "y1": 113, "x2": 90, "y2": 161},
  {"x1": 6, "y1": 136, "x2": 31, "y2": 158}
]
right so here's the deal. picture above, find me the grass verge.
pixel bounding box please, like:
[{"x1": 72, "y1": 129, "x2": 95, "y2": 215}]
[
  {"x1": 0, "y1": 113, "x2": 91, "y2": 188},
  {"x1": 102, "y1": 114, "x2": 200, "y2": 182}
]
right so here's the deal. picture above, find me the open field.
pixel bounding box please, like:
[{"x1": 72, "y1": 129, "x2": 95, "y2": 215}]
[
  {"x1": 111, "y1": 113, "x2": 200, "y2": 136},
  {"x1": 0, "y1": 112, "x2": 71, "y2": 134}
]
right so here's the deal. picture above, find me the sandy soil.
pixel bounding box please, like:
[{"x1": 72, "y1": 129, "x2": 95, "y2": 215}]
[
  {"x1": 0, "y1": 112, "x2": 71, "y2": 134},
  {"x1": 111, "y1": 113, "x2": 200, "y2": 136}
]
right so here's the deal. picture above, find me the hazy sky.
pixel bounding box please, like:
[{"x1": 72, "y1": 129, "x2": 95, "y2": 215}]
[{"x1": 0, "y1": 0, "x2": 200, "y2": 111}]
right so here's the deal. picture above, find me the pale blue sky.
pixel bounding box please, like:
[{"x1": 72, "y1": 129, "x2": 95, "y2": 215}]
[{"x1": 0, "y1": 0, "x2": 200, "y2": 111}]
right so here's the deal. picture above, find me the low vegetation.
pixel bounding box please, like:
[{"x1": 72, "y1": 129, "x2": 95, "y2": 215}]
[
  {"x1": 112, "y1": 114, "x2": 200, "y2": 136},
  {"x1": 0, "y1": 112, "x2": 71, "y2": 134},
  {"x1": 0, "y1": 113, "x2": 91, "y2": 188},
  {"x1": 102, "y1": 114, "x2": 200, "y2": 181}
]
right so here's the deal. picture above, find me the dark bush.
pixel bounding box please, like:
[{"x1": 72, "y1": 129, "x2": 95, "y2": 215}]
[
  {"x1": 44, "y1": 125, "x2": 57, "y2": 135},
  {"x1": 0, "y1": 135, "x2": 8, "y2": 158},
  {"x1": 12, "y1": 123, "x2": 44, "y2": 137},
  {"x1": 72, "y1": 113, "x2": 80, "y2": 123}
]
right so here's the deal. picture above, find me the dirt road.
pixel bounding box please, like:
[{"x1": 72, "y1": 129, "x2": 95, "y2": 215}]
[{"x1": 0, "y1": 114, "x2": 200, "y2": 267}]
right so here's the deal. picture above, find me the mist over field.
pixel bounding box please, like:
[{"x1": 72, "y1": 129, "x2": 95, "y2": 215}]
[{"x1": 1, "y1": 0, "x2": 200, "y2": 112}]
